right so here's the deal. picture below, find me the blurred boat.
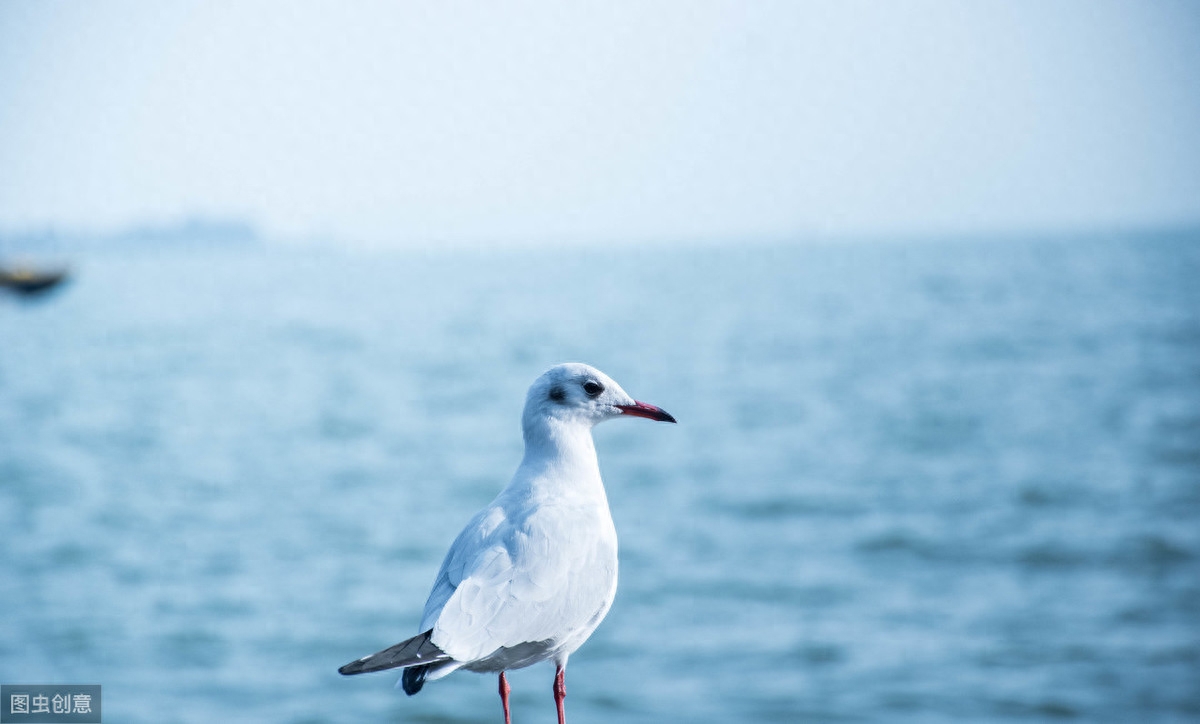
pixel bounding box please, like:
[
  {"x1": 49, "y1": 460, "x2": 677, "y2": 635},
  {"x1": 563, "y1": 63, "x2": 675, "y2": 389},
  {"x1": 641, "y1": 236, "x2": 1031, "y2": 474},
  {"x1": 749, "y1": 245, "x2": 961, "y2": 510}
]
[{"x1": 0, "y1": 265, "x2": 69, "y2": 296}]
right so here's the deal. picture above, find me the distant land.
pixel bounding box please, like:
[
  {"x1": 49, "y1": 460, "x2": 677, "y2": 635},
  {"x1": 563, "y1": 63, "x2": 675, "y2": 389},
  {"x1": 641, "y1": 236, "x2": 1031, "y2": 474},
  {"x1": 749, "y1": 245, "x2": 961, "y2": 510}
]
[
  {"x1": 0, "y1": 217, "x2": 260, "y2": 256},
  {"x1": 2, "y1": 218, "x2": 1197, "y2": 258}
]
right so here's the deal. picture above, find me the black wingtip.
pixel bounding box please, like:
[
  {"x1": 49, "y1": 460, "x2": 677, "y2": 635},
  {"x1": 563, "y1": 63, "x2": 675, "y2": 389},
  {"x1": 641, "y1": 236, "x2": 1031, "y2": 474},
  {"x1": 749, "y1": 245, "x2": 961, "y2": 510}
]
[{"x1": 338, "y1": 656, "x2": 373, "y2": 676}]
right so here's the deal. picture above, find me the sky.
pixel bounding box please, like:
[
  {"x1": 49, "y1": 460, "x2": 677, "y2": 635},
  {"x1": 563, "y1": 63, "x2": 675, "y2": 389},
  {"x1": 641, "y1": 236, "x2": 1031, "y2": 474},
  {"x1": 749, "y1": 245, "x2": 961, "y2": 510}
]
[{"x1": 1, "y1": 1, "x2": 1198, "y2": 247}]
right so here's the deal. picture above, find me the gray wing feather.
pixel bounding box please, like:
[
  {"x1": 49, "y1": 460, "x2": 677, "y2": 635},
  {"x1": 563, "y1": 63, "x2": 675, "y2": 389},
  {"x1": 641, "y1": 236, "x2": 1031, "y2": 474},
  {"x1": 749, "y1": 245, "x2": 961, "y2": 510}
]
[{"x1": 338, "y1": 630, "x2": 451, "y2": 675}]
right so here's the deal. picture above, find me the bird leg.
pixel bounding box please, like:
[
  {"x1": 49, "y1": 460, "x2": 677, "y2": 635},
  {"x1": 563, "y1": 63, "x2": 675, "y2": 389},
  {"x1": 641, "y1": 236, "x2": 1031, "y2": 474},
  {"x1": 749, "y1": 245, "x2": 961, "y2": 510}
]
[
  {"x1": 499, "y1": 671, "x2": 512, "y2": 724},
  {"x1": 554, "y1": 665, "x2": 567, "y2": 724}
]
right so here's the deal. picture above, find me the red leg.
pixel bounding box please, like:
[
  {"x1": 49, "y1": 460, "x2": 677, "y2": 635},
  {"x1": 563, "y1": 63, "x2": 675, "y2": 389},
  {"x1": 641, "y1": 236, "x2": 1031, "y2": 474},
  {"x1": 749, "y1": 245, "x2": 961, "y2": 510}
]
[
  {"x1": 499, "y1": 671, "x2": 512, "y2": 724},
  {"x1": 553, "y1": 665, "x2": 567, "y2": 724}
]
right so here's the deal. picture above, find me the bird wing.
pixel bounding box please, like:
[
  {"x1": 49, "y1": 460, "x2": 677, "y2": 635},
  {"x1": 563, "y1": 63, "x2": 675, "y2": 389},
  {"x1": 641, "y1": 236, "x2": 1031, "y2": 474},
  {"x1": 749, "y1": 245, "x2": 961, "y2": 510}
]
[
  {"x1": 422, "y1": 502, "x2": 616, "y2": 664},
  {"x1": 418, "y1": 505, "x2": 507, "y2": 633},
  {"x1": 337, "y1": 629, "x2": 451, "y2": 675}
]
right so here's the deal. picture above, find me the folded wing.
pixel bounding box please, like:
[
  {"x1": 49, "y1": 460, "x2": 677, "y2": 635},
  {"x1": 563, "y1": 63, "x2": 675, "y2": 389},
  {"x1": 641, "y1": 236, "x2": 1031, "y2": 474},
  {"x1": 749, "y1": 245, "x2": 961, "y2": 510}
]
[{"x1": 428, "y1": 504, "x2": 616, "y2": 663}]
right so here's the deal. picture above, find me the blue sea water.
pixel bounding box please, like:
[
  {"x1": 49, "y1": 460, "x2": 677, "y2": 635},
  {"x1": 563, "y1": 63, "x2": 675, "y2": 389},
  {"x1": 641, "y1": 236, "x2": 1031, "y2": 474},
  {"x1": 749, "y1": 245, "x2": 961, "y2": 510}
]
[{"x1": 1, "y1": 232, "x2": 1198, "y2": 723}]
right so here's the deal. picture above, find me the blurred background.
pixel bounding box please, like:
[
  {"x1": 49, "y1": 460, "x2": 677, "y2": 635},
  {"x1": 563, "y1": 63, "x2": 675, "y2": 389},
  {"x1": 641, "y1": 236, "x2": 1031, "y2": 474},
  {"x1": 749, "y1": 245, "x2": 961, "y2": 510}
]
[{"x1": 2, "y1": 2, "x2": 1198, "y2": 722}]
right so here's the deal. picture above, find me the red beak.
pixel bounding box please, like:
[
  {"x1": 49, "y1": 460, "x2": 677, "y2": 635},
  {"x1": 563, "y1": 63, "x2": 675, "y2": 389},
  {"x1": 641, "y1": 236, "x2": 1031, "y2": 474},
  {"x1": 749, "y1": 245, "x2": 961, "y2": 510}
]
[{"x1": 616, "y1": 400, "x2": 676, "y2": 423}]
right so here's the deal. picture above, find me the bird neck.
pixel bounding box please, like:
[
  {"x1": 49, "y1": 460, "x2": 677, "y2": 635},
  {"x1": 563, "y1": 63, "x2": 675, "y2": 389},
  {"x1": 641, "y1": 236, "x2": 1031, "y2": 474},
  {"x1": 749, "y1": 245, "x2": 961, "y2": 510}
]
[{"x1": 515, "y1": 416, "x2": 607, "y2": 504}]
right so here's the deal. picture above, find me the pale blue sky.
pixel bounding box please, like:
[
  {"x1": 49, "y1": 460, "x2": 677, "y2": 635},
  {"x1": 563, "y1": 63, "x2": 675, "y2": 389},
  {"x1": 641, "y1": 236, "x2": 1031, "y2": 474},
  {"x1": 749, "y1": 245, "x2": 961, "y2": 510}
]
[{"x1": 1, "y1": 1, "x2": 1198, "y2": 246}]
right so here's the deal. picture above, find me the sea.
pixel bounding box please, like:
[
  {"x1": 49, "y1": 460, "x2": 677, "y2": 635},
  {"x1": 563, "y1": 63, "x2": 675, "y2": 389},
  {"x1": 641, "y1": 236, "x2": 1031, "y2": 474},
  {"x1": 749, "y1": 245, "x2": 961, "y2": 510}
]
[{"x1": 1, "y1": 231, "x2": 1198, "y2": 723}]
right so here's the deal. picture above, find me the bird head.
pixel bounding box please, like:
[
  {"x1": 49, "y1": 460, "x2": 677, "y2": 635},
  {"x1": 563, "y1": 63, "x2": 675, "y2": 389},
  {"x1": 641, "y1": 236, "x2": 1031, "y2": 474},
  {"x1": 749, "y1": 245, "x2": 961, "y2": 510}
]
[{"x1": 522, "y1": 363, "x2": 675, "y2": 433}]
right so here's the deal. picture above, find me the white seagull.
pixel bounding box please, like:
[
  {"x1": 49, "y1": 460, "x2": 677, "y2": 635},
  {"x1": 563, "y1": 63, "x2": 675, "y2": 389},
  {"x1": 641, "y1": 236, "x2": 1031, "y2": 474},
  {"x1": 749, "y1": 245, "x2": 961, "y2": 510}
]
[{"x1": 339, "y1": 363, "x2": 675, "y2": 724}]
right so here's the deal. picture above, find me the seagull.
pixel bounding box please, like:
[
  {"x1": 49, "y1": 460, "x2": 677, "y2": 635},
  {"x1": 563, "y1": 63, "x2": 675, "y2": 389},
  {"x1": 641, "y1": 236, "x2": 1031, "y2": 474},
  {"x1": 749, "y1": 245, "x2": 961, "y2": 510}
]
[{"x1": 339, "y1": 363, "x2": 675, "y2": 724}]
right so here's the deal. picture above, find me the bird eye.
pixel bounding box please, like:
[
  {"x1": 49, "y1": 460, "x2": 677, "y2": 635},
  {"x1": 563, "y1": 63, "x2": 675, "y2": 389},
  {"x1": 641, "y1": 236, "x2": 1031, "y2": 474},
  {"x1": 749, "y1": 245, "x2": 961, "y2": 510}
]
[{"x1": 583, "y1": 380, "x2": 604, "y2": 397}]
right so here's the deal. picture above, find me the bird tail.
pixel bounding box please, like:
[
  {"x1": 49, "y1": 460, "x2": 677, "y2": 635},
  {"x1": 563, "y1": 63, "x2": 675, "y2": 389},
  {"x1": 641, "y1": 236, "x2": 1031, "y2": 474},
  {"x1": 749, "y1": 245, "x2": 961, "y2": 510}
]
[
  {"x1": 338, "y1": 629, "x2": 452, "y2": 681},
  {"x1": 397, "y1": 658, "x2": 466, "y2": 695},
  {"x1": 401, "y1": 664, "x2": 430, "y2": 695}
]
